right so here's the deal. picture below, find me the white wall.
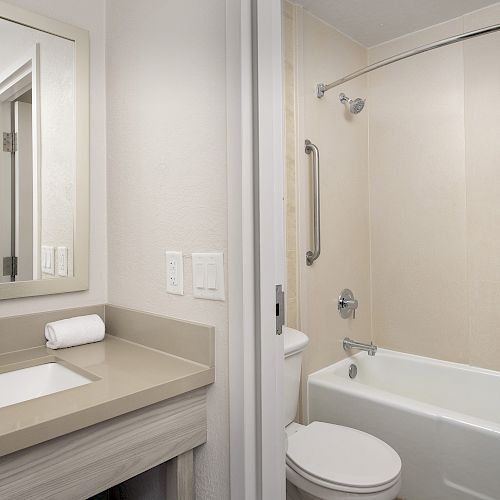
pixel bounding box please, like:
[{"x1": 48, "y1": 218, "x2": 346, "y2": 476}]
[
  {"x1": 105, "y1": 0, "x2": 229, "y2": 498},
  {"x1": 0, "y1": 0, "x2": 107, "y2": 316}
]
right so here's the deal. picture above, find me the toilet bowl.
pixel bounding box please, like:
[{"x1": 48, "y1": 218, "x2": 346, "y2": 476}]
[
  {"x1": 285, "y1": 422, "x2": 401, "y2": 500},
  {"x1": 284, "y1": 327, "x2": 401, "y2": 500}
]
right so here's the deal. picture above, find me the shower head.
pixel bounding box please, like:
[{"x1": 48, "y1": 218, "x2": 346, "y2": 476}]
[{"x1": 339, "y1": 93, "x2": 366, "y2": 114}]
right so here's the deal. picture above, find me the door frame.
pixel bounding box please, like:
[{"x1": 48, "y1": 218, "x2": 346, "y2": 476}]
[{"x1": 227, "y1": 0, "x2": 285, "y2": 498}]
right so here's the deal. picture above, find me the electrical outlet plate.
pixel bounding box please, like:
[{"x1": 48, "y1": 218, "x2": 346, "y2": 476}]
[
  {"x1": 165, "y1": 251, "x2": 183, "y2": 295},
  {"x1": 192, "y1": 252, "x2": 225, "y2": 301}
]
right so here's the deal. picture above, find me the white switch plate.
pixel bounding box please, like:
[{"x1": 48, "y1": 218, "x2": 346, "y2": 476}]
[
  {"x1": 57, "y1": 247, "x2": 68, "y2": 276},
  {"x1": 41, "y1": 246, "x2": 55, "y2": 275},
  {"x1": 166, "y1": 251, "x2": 184, "y2": 295},
  {"x1": 192, "y1": 252, "x2": 225, "y2": 301}
]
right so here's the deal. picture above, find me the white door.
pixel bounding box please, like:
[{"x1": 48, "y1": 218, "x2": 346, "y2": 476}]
[{"x1": 14, "y1": 101, "x2": 33, "y2": 282}]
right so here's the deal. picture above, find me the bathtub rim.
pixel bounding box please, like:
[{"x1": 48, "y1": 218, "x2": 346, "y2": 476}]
[{"x1": 307, "y1": 348, "x2": 500, "y2": 435}]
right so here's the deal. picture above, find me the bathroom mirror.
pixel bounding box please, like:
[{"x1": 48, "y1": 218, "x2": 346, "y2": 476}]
[{"x1": 0, "y1": 2, "x2": 89, "y2": 300}]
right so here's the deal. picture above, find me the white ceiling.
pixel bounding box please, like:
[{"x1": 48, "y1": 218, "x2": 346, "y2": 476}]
[{"x1": 294, "y1": 0, "x2": 500, "y2": 47}]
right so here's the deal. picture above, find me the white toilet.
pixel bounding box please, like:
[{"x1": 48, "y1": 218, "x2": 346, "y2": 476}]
[{"x1": 284, "y1": 327, "x2": 402, "y2": 500}]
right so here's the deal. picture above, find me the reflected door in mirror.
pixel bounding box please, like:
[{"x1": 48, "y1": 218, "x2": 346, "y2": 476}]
[{"x1": 0, "y1": 18, "x2": 75, "y2": 285}]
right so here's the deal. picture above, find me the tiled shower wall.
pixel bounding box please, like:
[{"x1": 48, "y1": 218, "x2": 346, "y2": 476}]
[
  {"x1": 284, "y1": 1, "x2": 299, "y2": 329},
  {"x1": 368, "y1": 4, "x2": 500, "y2": 371},
  {"x1": 368, "y1": 16, "x2": 468, "y2": 367}
]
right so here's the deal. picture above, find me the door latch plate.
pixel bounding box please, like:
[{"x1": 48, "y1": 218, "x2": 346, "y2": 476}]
[{"x1": 276, "y1": 284, "x2": 285, "y2": 335}]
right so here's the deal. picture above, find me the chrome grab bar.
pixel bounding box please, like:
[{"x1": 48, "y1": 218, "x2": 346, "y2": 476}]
[{"x1": 305, "y1": 140, "x2": 320, "y2": 266}]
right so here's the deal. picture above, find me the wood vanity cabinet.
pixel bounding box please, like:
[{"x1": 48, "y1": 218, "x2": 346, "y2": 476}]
[{"x1": 0, "y1": 388, "x2": 207, "y2": 500}]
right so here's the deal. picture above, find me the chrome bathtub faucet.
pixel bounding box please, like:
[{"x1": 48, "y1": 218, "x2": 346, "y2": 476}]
[{"x1": 343, "y1": 337, "x2": 378, "y2": 356}]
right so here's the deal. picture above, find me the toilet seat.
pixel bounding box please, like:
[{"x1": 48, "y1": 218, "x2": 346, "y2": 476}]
[{"x1": 286, "y1": 422, "x2": 401, "y2": 495}]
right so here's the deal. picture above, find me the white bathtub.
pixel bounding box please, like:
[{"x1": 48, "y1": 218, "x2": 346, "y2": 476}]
[{"x1": 308, "y1": 349, "x2": 500, "y2": 500}]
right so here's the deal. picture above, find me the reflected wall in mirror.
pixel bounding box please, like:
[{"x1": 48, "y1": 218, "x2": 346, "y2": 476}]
[
  {"x1": 0, "y1": 19, "x2": 75, "y2": 285},
  {"x1": 0, "y1": 2, "x2": 88, "y2": 300}
]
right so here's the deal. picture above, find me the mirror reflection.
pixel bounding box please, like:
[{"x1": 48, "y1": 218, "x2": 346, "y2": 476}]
[{"x1": 0, "y1": 18, "x2": 75, "y2": 284}]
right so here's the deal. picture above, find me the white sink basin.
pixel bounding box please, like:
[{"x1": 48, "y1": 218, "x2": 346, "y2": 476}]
[{"x1": 0, "y1": 362, "x2": 92, "y2": 409}]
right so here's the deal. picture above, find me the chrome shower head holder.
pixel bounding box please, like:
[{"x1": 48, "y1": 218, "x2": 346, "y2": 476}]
[{"x1": 339, "y1": 93, "x2": 349, "y2": 105}]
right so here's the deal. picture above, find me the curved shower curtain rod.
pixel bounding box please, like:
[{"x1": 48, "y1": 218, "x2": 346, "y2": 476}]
[{"x1": 317, "y1": 23, "x2": 500, "y2": 98}]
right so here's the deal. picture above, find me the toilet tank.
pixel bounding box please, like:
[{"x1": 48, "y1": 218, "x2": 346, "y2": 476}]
[{"x1": 284, "y1": 327, "x2": 309, "y2": 427}]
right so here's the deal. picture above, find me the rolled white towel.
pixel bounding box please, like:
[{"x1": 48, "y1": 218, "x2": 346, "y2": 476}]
[{"x1": 45, "y1": 314, "x2": 105, "y2": 350}]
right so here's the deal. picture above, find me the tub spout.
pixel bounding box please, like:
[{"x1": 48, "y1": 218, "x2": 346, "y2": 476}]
[{"x1": 343, "y1": 337, "x2": 377, "y2": 356}]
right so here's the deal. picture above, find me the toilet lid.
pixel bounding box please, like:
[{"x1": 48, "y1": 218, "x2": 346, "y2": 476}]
[{"x1": 286, "y1": 422, "x2": 401, "y2": 490}]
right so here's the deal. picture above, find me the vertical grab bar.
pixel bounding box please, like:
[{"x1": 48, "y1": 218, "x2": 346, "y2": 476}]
[{"x1": 305, "y1": 140, "x2": 320, "y2": 266}]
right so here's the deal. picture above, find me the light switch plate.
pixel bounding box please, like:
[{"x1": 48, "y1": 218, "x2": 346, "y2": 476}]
[
  {"x1": 41, "y1": 246, "x2": 55, "y2": 275},
  {"x1": 192, "y1": 252, "x2": 225, "y2": 301},
  {"x1": 57, "y1": 247, "x2": 68, "y2": 276},
  {"x1": 166, "y1": 251, "x2": 184, "y2": 295}
]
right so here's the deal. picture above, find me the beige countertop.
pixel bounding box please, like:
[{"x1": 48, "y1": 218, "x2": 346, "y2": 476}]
[{"x1": 0, "y1": 335, "x2": 214, "y2": 457}]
